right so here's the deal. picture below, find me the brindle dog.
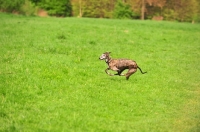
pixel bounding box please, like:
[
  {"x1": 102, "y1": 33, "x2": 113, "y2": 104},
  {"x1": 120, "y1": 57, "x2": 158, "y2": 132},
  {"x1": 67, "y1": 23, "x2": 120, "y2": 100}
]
[{"x1": 99, "y1": 52, "x2": 147, "y2": 80}]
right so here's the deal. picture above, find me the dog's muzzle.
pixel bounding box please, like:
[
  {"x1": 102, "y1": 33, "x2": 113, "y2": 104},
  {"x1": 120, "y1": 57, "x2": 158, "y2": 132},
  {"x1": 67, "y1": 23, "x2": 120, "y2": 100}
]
[
  {"x1": 99, "y1": 54, "x2": 106, "y2": 60},
  {"x1": 99, "y1": 57, "x2": 104, "y2": 60}
]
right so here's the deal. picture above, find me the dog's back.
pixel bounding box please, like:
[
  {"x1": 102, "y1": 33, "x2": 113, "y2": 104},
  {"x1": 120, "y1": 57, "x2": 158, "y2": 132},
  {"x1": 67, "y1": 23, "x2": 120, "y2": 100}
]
[{"x1": 110, "y1": 59, "x2": 137, "y2": 70}]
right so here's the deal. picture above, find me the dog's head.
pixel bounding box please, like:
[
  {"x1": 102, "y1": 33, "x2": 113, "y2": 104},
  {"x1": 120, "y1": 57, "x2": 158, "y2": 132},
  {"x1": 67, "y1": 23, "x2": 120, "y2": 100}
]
[{"x1": 99, "y1": 52, "x2": 111, "y2": 60}]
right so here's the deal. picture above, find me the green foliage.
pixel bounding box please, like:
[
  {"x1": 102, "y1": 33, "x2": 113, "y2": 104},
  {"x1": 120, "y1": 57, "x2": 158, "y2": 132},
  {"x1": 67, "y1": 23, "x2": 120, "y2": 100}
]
[
  {"x1": 176, "y1": 0, "x2": 198, "y2": 22},
  {"x1": 39, "y1": 0, "x2": 72, "y2": 16},
  {"x1": 82, "y1": 0, "x2": 114, "y2": 18},
  {"x1": 0, "y1": 13, "x2": 200, "y2": 131},
  {"x1": 1, "y1": 0, "x2": 200, "y2": 22},
  {"x1": 197, "y1": 1, "x2": 200, "y2": 23},
  {"x1": 71, "y1": 0, "x2": 81, "y2": 17},
  {"x1": 20, "y1": 0, "x2": 38, "y2": 16},
  {"x1": 113, "y1": 1, "x2": 133, "y2": 19},
  {"x1": 163, "y1": 9, "x2": 178, "y2": 21},
  {"x1": 29, "y1": 0, "x2": 41, "y2": 4},
  {"x1": 0, "y1": 0, "x2": 24, "y2": 12},
  {"x1": 163, "y1": 0, "x2": 199, "y2": 22}
]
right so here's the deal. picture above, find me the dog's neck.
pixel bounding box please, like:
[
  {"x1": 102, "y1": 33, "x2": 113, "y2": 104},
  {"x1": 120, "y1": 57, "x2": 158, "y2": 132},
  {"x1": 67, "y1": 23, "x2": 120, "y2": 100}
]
[{"x1": 105, "y1": 56, "x2": 111, "y2": 64}]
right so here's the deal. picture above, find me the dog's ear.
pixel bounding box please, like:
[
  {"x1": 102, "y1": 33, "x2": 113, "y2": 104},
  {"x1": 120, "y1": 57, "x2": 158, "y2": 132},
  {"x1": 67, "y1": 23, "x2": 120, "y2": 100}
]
[{"x1": 104, "y1": 52, "x2": 111, "y2": 54}]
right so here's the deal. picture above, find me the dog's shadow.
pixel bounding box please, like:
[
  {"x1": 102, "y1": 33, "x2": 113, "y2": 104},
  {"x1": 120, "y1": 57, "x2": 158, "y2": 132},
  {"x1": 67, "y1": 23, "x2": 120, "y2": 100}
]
[{"x1": 106, "y1": 76, "x2": 135, "y2": 82}]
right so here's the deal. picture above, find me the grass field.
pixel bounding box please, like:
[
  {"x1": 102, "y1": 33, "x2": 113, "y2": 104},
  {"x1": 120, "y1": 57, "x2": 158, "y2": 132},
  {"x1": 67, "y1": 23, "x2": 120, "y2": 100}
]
[{"x1": 0, "y1": 13, "x2": 200, "y2": 131}]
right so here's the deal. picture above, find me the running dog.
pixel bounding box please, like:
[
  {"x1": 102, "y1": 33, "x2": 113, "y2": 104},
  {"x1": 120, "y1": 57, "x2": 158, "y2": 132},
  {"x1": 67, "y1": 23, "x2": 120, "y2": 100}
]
[{"x1": 99, "y1": 52, "x2": 147, "y2": 80}]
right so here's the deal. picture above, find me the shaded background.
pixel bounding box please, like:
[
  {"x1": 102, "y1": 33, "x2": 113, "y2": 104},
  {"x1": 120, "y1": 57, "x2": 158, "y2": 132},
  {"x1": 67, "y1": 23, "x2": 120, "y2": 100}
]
[{"x1": 0, "y1": 0, "x2": 200, "y2": 22}]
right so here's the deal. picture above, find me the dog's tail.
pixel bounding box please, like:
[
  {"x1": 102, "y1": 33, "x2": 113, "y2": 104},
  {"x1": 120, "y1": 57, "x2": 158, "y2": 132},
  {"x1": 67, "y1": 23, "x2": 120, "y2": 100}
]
[{"x1": 138, "y1": 66, "x2": 147, "y2": 74}]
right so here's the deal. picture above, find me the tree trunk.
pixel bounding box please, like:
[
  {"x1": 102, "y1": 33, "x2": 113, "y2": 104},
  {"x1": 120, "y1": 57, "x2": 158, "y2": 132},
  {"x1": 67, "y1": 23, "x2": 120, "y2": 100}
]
[
  {"x1": 79, "y1": 0, "x2": 82, "y2": 17},
  {"x1": 141, "y1": 0, "x2": 145, "y2": 20}
]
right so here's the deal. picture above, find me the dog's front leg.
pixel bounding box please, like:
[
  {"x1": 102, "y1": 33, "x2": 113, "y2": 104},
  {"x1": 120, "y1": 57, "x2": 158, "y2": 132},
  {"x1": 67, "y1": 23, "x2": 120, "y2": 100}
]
[{"x1": 105, "y1": 68, "x2": 115, "y2": 76}]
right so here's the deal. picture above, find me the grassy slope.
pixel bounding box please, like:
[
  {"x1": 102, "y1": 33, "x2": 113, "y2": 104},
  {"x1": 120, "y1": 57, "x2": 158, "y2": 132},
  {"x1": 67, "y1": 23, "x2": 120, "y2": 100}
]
[{"x1": 0, "y1": 13, "x2": 200, "y2": 131}]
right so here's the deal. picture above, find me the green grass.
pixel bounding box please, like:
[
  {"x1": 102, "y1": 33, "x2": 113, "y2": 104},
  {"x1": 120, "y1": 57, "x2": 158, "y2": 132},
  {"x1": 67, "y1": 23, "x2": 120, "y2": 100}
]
[{"x1": 0, "y1": 13, "x2": 200, "y2": 131}]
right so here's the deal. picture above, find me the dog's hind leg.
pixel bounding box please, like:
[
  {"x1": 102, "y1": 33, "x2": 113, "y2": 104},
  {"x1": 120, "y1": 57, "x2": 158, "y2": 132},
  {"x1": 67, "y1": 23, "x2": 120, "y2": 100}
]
[
  {"x1": 125, "y1": 68, "x2": 137, "y2": 80},
  {"x1": 115, "y1": 69, "x2": 126, "y2": 76}
]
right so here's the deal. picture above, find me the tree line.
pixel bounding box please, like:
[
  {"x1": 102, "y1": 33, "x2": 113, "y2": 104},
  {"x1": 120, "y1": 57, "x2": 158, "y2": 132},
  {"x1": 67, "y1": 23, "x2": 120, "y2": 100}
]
[{"x1": 0, "y1": 0, "x2": 200, "y2": 22}]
